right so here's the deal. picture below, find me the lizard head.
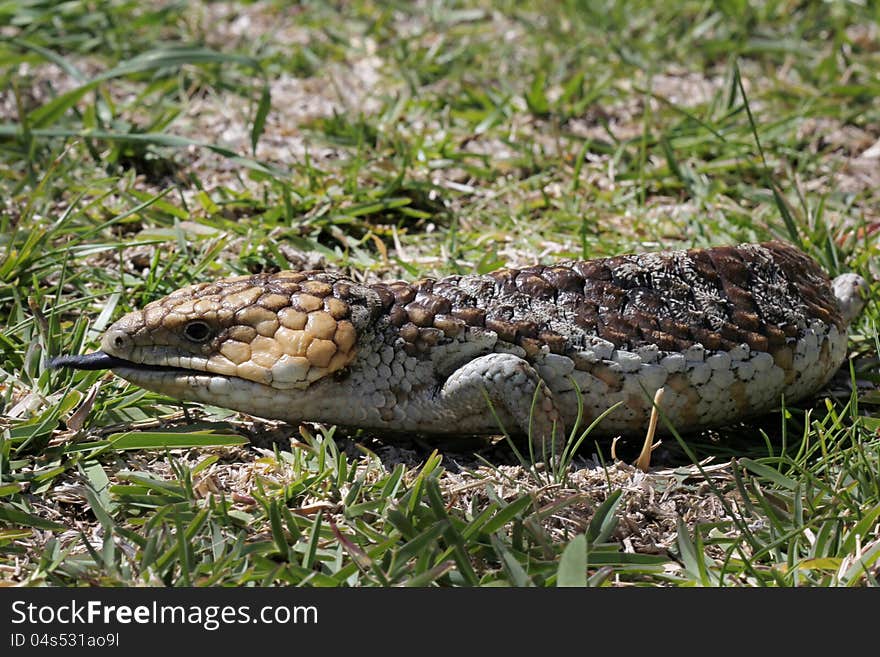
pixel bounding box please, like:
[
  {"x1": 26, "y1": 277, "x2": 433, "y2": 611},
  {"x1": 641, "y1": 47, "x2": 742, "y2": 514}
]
[{"x1": 52, "y1": 270, "x2": 382, "y2": 411}]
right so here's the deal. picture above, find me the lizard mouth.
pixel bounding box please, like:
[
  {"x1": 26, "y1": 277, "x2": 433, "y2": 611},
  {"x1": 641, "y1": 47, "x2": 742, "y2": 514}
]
[
  {"x1": 50, "y1": 350, "x2": 288, "y2": 417},
  {"x1": 49, "y1": 350, "x2": 299, "y2": 394},
  {"x1": 51, "y1": 348, "x2": 257, "y2": 394},
  {"x1": 49, "y1": 351, "x2": 196, "y2": 376}
]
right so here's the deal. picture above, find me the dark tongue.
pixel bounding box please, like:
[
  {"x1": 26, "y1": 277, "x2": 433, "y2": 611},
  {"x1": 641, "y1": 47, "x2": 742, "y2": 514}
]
[{"x1": 49, "y1": 352, "x2": 130, "y2": 371}]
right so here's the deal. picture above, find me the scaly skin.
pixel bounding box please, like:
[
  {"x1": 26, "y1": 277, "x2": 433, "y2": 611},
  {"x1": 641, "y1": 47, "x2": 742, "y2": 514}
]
[{"x1": 52, "y1": 241, "x2": 868, "y2": 452}]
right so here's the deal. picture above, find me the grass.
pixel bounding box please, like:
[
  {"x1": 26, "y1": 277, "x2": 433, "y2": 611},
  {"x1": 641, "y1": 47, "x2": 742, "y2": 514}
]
[{"x1": 1, "y1": 0, "x2": 879, "y2": 586}]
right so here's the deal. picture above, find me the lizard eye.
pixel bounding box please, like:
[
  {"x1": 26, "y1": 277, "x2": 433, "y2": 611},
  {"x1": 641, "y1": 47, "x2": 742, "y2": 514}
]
[{"x1": 183, "y1": 320, "x2": 213, "y2": 343}]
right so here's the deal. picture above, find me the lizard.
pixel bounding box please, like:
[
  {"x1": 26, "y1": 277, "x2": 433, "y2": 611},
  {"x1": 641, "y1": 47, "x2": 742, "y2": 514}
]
[{"x1": 51, "y1": 241, "x2": 869, "y2": 453}]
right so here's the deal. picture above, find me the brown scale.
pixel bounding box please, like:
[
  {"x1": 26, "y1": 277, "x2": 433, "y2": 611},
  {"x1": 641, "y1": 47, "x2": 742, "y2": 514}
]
[
  {"x1": 483, "y1": 318, "x2": 510, "y2": 340},
  {"x1": 571, "y1": 260, "x2": 611, "y2": 281},
  {"x1": 451, "y1": 307, "x2": 486, "y2": 327},
  {"x1": 515, "y1": 272, "x2": 557, "y2": 300},
  {"x1": 488, "y1": 269, "x2": 521, "y2": 297},
  {"x1": 541, "y1": 266, "x2": 585, "y2": 293},
  {"x1": 431, "y1": 282, "x2": 473, "y2": 307}
]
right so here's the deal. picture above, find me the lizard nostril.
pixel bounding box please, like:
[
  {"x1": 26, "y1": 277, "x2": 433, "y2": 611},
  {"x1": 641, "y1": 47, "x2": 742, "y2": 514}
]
[{"x1": 105, "y1": 330, "x2": 129, "y2": 353}]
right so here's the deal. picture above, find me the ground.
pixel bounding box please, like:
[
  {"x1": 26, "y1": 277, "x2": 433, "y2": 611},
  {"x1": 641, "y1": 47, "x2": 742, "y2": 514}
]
[{"x1": 1, "y1": 0, "x2": 878, "y2": 586}]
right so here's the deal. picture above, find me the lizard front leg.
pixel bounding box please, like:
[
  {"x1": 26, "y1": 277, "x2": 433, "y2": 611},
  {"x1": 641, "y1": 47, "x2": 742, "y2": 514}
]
[{"x1": 440, "y1": 353, "x2": 566, "y2": 457}]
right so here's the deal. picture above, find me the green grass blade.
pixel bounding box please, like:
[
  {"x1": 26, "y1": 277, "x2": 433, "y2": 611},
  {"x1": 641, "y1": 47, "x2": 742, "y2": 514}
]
[{"x1": 557, "y1": 534, "x2": 587, "y2": 587}]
